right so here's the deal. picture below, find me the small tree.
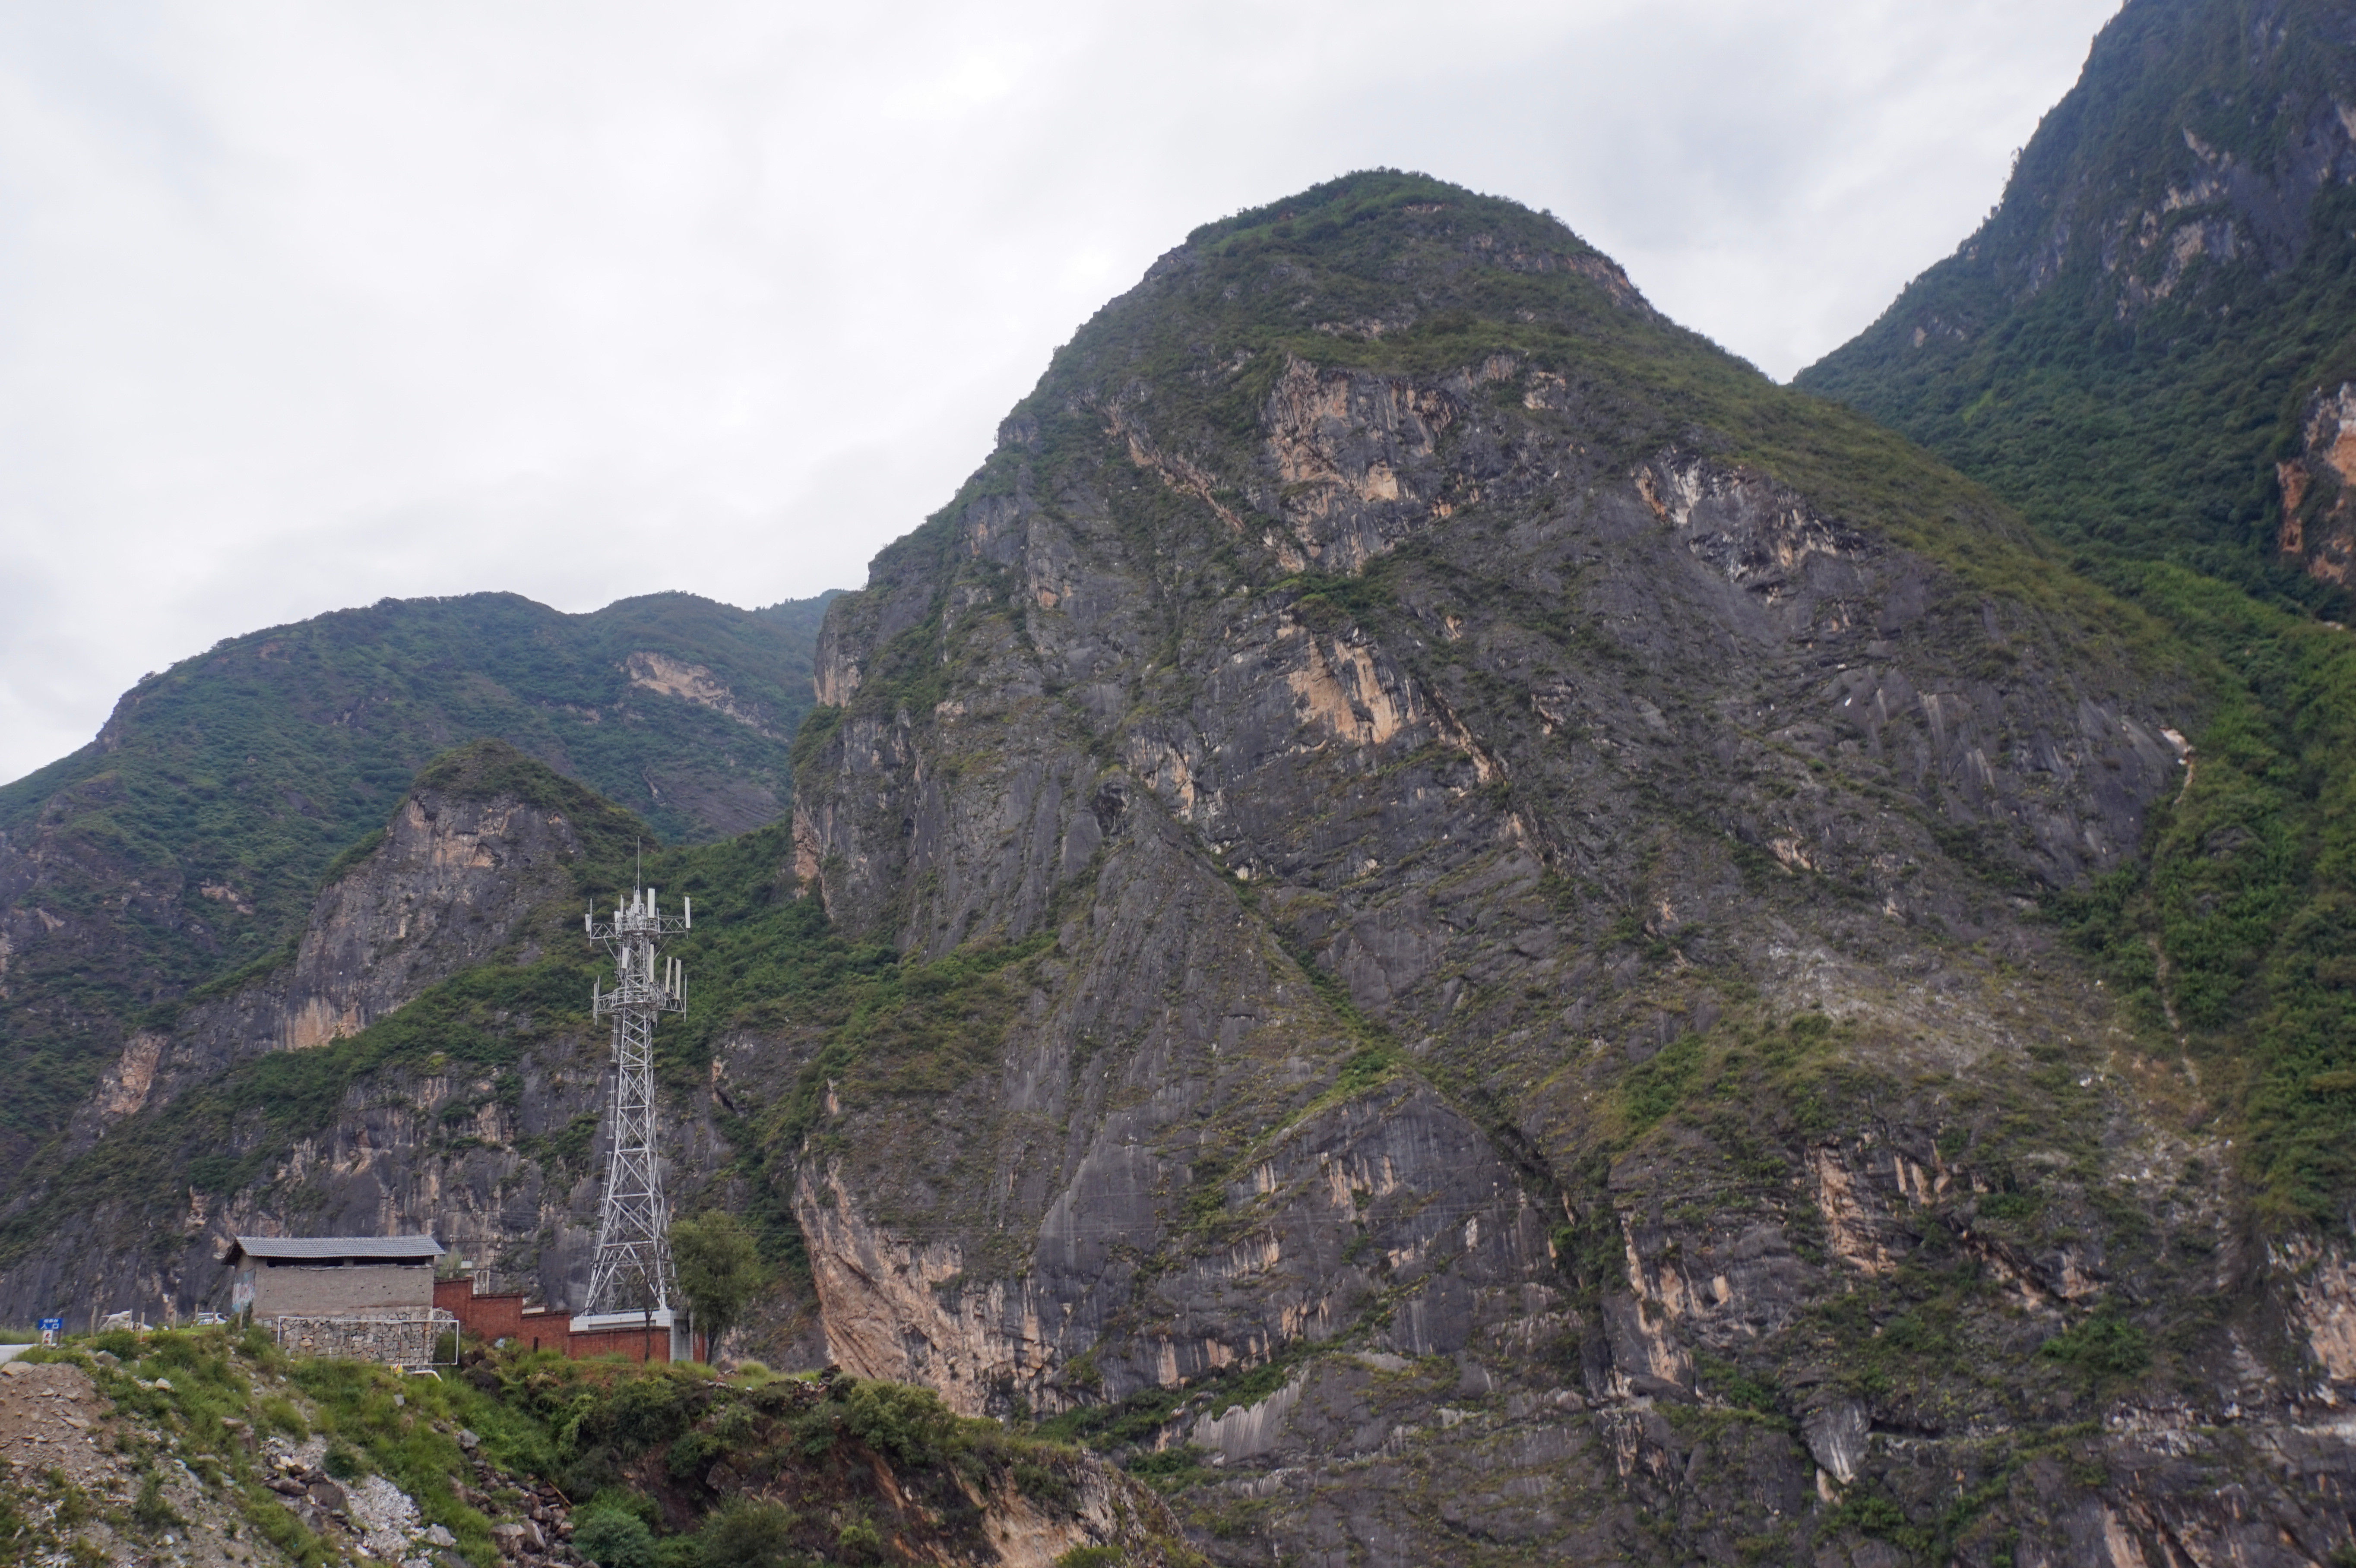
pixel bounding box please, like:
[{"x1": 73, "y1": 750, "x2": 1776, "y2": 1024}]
[{"x1": 669, "y1": 1211, "x2": 766, "y2": 1362}]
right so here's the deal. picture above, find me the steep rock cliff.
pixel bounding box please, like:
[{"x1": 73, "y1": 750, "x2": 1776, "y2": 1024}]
[
  {"x1": 64, "y1": 741, "x2": 614, "y2": 1145},
  {"x1": 779, "y1": 172, "x2": 2356, "y2": 1564},
  {"x1": 2277, "y1": 380, "x2": 2356, "y2": 586}
]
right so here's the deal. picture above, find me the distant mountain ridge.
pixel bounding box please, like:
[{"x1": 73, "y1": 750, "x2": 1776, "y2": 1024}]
[
  {"x1": 1798, "y1": 0, "x2": 2356, "y2": 598},
  {"x1": 0, "y1": 588, "x2": 833, "y2": 1190}
]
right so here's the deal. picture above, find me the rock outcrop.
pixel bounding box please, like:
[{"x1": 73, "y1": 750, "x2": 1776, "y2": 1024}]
[
  {"x1": 68, "y1": 743, "x2": 600, "y2": 1142},
  {"x1": 2278, "y1": 380, "x2": 2356, "y2": 588}
]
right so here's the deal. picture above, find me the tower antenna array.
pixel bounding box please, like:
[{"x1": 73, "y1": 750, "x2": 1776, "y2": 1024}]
[{"x1": 581, "y1": 881, "x2": 692, "y2": 1321}]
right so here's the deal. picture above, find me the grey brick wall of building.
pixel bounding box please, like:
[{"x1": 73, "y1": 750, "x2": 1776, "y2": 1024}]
[{"x1": 250, "y1": 1263, "x2": 433, "y2": 1319}]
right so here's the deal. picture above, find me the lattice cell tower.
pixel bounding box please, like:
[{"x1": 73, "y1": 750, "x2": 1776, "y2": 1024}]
[{"x1": 580, "y1": 882, "x2": 690, "y2": 1325}]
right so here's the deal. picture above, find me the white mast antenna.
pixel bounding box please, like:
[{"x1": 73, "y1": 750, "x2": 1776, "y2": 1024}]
[{"x1": 580, "y1": 867, "x2": 689, "y2": 1333}]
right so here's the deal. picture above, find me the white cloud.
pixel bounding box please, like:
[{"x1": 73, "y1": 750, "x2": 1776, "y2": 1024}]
[{"x1": 0, "y1": 0, "x2": 2117, "y2": 784}]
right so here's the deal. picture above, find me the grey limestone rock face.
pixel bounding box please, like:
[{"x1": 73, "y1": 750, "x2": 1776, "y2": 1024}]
[
  {"x1": 779, "y1": 180, "x2": 2356, "y2": 1564},
  {"x1": 1801, "y1": 1398, "x2": 1869, "y2": 1484}
]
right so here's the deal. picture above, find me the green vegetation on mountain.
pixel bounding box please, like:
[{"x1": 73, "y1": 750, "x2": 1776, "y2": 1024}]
[
  {"x1": 2047, "y1": 566, "x2": 2356, "y2": 1220},
  {"x1": 0, "y1": 750, "x2": 1015, "y2": 1284},
  {"x1": 1796, "y1": 0, "x2": 2356, "y2": 591},
  {"x1": 0, "y1": 590, "x2": 831, "y2": 1185},
  {"x1": 1799, "y1": 0, "x2": 2356, "y2": 1224}
]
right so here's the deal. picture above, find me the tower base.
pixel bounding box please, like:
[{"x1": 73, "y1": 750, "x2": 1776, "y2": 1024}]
[{"x1": 567, "y1": 1308, "x2": 689, "y2": 1363}]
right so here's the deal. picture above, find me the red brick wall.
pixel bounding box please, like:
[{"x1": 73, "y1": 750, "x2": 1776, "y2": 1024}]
[
  {"x1": 437, "y1": 1277, "x2": 684, "y2": 1363},
  {"x1": 566, "y1": 1323, "x2": 671, "y2": 1363},
  {"x1": 436, "y1": 1280, "x2": 532, "y2": 1345},
  {"x1": 517, "y1": 1309, "x2": 567, "y2": 1355}
]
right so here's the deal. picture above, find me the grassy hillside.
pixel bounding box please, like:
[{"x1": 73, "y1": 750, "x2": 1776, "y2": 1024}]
[
  {"x1": 1799, "y1": 0, "x2": 2356, "y2": 1224},
  {"x1": 0, "y1": 1325, "x2": 1195, "y2": 1567}
]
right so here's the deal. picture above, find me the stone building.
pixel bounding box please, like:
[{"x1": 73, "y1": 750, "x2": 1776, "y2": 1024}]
[{"x1": 221, "y1": 1235, "x2": 444, "y2": 1321}]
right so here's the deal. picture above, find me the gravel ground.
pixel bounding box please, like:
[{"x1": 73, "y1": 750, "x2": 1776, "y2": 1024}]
[
  {"x1": 3, "y1": 1350, "x2": 568, "y2": 1568},
  {"x1": 0, "y1": 1358, "x2": 271, "y2": 1568}
]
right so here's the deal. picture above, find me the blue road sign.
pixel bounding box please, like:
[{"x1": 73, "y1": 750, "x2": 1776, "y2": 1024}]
[{"x1": 36, "y1": 1318, "x2": 60, "y2": 1332}]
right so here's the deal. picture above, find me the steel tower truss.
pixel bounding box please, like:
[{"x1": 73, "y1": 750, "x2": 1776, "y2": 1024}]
[{"x1": 583, "y1": 885, "x2": 689, "y2": 1316}]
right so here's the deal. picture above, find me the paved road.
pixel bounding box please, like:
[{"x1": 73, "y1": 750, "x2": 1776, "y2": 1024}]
[{"x1": 0, "y1": 1344, "x2": 36, "y2": 1364}]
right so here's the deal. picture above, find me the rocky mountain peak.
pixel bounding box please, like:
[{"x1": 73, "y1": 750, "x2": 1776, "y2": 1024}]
[
  {"x1": 759, "y1": 171, "x2": 2347, "y2": 1561},
  {"x1": 1923, "y1": 0, "x2": 2355, "y2": 319},
  {"x1": 0, "y1": 593, "x2": 825, "y2": 1200},
  {"x1": 1801, "y1": 0, "x2": 2356, "y2": 1249}
]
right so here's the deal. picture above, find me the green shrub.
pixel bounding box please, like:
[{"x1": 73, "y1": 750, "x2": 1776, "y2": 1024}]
[
  {"x1": 1978, "y1": 1191, "x2": 2044, "y2": 1222},
  {"x1": 836, "y1": 1517, "x2": 884, "y2": 1564},
  {"x1": 89, "y1": 1330, "x2": 139, "y2": 1360},
  {"x1": 1013, "y1": 1458, "x2": 1074, "y2": 1508},
  {"x1": 131, "y1": 1473, "x2": 181, "y2": 1533},
  {"x1": 841, "y1": 1379, "x2": 963, "y2": 1465},
  {"x1": 586, "y1": 1489, "x2": 663, "y2": 1531},
  {"x1": 1617, "y1": 1033, "x2": 1706, "y2": 1135},
  {"x1": 258, "y1": 1395, "x2": 308, "y2": 1440},
  {"x1": 1124, "y1": 1444, "x2": 1216, "y2": 1493},
  {"x1": 2039, "y1": 1310, "x2": 2151, "y2": 1388},
  {"x1": 45, "y1": 1471, "x2": 95, "y2": 1528},
  {"x1": 580, "y1": 1366, "x2": 710, "y2": 1454},
  {"x1": 783, "y1": 1401, "x2": 841, "y2": 1459},
  {"x1": 697, "y1": 1498, "x2": 799, "y2": 1568},
  {"x1": 574, "y1": 1506, "x2": 658, "y2": 1568},
  {"x1": 667, "y1": 1430, "x2": 723, "y2": 1482}
]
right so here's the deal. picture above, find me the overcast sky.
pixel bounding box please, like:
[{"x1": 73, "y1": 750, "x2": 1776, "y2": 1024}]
[{"x1": 0, "y1": 0, "x2": 2119, "y2": 785}]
